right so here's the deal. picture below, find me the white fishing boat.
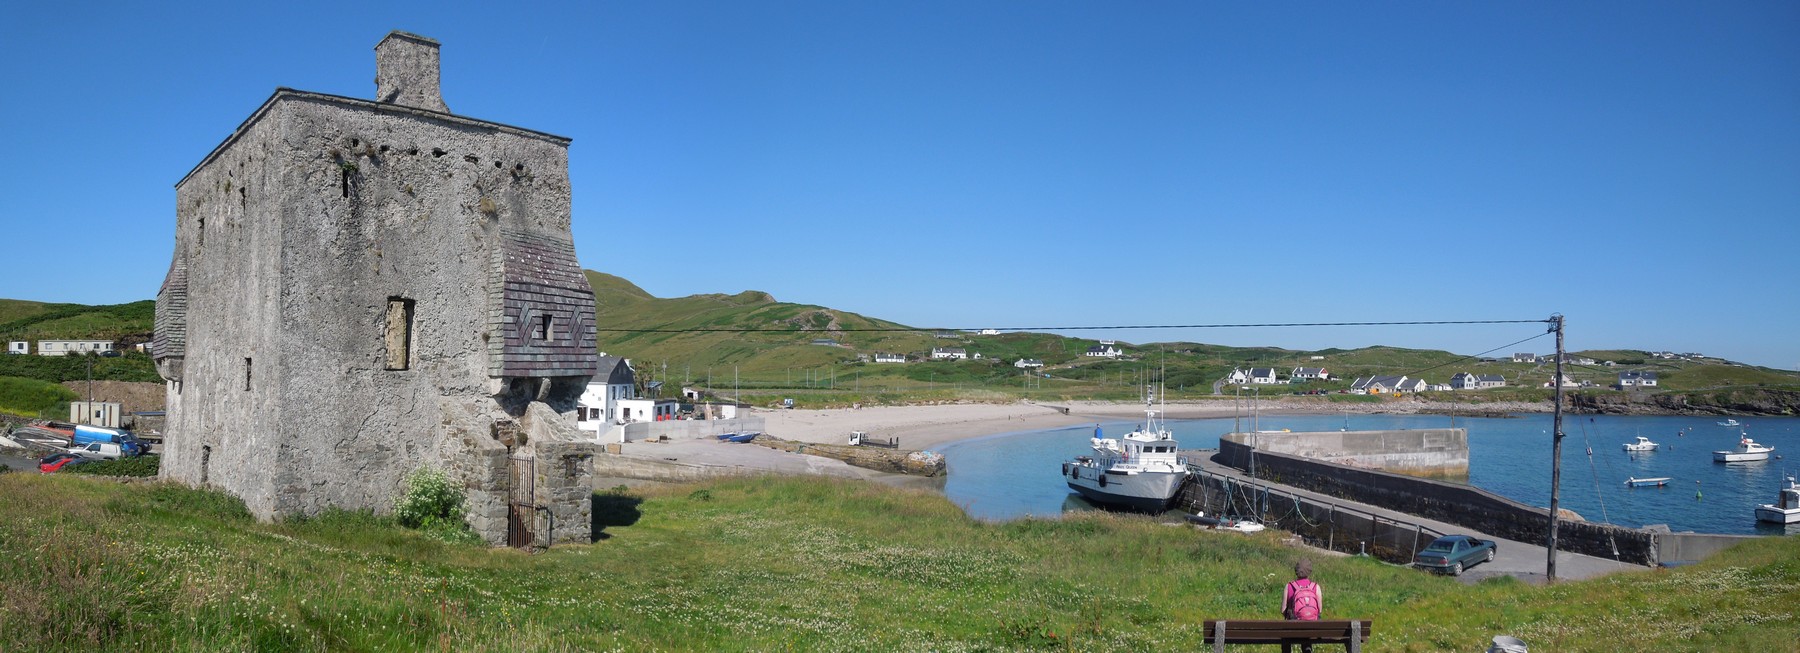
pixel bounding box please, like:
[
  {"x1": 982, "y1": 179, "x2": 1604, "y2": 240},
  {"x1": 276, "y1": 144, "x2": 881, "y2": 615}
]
[
  {"x1": 1622, "y1": 436, "x2": 1658, "y2": 452},
  {"x1": 1624, "y1": 476, "x2": 1671, "y2": 487},
  {"x1": 1754, "y1": 476, "x2": 1800, "y2": 524},
  {"x1": 1062, "y1": 390, "x2": 1189, "y2": 511},
  {"x1": 1713, "y1": 435, "x2": 1774, "y2": 463},
  {"x1": 1717, "y1": 419, "x2": 1742, "y2": 428}
]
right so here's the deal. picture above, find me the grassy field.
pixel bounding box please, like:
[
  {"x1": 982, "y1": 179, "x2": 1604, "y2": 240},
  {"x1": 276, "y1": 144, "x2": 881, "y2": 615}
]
[
  {"x1": 0, "y1": 375, "x2": 78, "y2": 418},
  {"x1": 0, "y1": 473, "x2": 1793, "y2": 652},
  {"x1": 0, "y1": 299, "x2": 153, "y2": 342}
]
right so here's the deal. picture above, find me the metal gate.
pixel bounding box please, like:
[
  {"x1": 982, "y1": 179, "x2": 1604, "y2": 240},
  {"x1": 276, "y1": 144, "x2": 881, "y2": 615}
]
[{"x1": 507, "y1": 453, "x2": 536, "y2": 548}]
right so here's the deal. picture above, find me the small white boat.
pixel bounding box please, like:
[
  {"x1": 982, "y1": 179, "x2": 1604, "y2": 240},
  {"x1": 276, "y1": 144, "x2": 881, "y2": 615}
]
[
  {"x1": 1624, "y1": 476, "x2": 1671, "y2": 487},
  {"x1": 1713, "y1": 435, "x2": 1774, "y2": 463},
  {"x1": 1623, "y1": 436, "x2": 1658, "y2": 452},
  {"x1": 1754, "y1": 476, "x2": 1800, "y2": 524},
  {"x1": 1717, "y1": 419, "x2": 1742, "y2": 428}
]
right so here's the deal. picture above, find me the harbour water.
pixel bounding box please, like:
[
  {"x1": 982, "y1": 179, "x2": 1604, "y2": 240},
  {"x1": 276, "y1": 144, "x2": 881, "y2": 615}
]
[{"x1": 939, "y1": 413, "x2": 1800, "y2": 536}]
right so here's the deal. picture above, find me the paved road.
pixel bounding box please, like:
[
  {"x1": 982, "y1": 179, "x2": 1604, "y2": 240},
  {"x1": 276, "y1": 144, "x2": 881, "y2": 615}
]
[{"x1": 1200, "y1": 461, "x2": 1645, "y2": 583}]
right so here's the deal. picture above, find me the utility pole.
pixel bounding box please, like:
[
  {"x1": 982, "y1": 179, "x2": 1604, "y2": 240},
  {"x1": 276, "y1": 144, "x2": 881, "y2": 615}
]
[{"x1": 1546, "y1": 313, "x2": 1566, "y2": 582}]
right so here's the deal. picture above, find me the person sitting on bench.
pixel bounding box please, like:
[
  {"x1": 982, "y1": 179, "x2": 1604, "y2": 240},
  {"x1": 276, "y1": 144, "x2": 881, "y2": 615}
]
[{"x1": 1281, "y1": 558, "x2": 1324, "y2": 653}]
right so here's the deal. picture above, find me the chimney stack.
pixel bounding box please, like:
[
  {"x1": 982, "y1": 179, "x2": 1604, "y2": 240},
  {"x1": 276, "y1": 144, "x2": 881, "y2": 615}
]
[{"x1": 374, "y1": 31, "x2": 449, "y2": 113}]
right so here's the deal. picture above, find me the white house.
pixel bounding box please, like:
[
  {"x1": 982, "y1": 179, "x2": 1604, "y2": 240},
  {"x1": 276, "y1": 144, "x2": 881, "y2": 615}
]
[
  {"x1": 1543, "y1": 374, "x2": 1579, "y2": 389},
  {"x1": 1084, "y1": 344, "x2": 1122, "y2": 358},
  {"x1": 1426, "y1": 383, "x2": 1453, "y2": 392},
  {"x1": 1291, "y1": 367, "x2": 1329, "y2": 381},
  {"x1": 6, "y1": 341, "x2": 27, "y2": 355},
  {"x1": 577, "y1": 356, "x2": 639, "y2": 431},
  {"x1": 1248, "y1": 367, "x2": 1280, "y2": 384},
  {"x1": 977, "y1": 328, "x2": 1000, "y2": 335},
  {"x1": 1014, "y1": 358, "x2": 1044, "y2": 369},
  {"x1": 1617, "y1": 371, "x2": 1659, "y2": 388},
  {"x1": 873, "y1": 353, "x2": 906, "y2": 364},
  {"x1": 1351, "y1": 375, "x2": 1419, "y2": 394},
  {"x1": 1512, "y1": 352, "x2": 1539, "y2": 363},
  {"x1": 1225, "y1": 368, "x2": 1250, "y2": 384},
  {"x1": 35, "y1": 340, "x2": 114, "y2": 356},
  {"x1": 931, "y1": 347, "x2": 968, "y2": 360}
]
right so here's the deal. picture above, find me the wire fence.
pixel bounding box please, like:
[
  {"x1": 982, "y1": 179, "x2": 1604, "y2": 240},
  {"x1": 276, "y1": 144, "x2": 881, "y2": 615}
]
[{"x1": 1180, "y1": 468, "x2": 1446, "y2": 565}]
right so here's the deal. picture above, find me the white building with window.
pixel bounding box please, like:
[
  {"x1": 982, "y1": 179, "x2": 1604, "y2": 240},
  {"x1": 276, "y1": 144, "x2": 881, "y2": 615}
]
[
  {"x1": 873, "y1": 353, "x2": 906, "y2": 364},
  {"x1": 577, "y1": 356, "x2": 638, "y2": 432},
  {"x1": 35, "y1": 340, "x2": 114, "y2": 356},
  {"x1": 931, "y1": 347, "x2": 968, "y2": 360},
  {"x1": 6, "y1": 341, "x2": 27, "y2": 355}
]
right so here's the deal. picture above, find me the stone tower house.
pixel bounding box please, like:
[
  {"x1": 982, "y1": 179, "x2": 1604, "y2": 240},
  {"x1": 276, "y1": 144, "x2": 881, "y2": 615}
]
[{"x1": 155, "y1": 31, "x2": 599, "y2": 546}]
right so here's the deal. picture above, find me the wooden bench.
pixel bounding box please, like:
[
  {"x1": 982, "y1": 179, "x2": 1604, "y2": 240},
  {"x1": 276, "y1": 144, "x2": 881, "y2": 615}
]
[{"x1": 1202, "y1": 619, "x2": 1372, "y2": 652}]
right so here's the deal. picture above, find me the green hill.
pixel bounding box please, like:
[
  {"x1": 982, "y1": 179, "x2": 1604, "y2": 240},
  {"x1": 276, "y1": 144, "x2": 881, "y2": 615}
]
[{"x1": 0, "y1": 299, "x2": 154, "y2": 342}]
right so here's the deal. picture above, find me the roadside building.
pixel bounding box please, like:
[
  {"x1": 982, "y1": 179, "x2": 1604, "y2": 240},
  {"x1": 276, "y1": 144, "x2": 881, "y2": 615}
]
[
  {"x1": 1225, "y1": 368, "x2": 1250, "y2": 384},
  {"x1": 70, "y1": 401, "x2": 124, "y2": 428},
  {"x1": 1014, "y1": 358, "x2": 1044, "y2": 369},
  {"x1": 1617, "y1": 371, "x2": 1659, "y2": 389},
  {"x1": 1291, "y1": 367, "x2": 1329, "y2": 381},
  {"x1": 6, "y1": 341, "x2": 26, "y2": 355},
  {"x1": 36, "y1": 340, "x2": 115, "y2": 356},
  {"x1": 1350, "y1": 375, "x2": 1419, "y2": 394},
  {"x1": 873, "y1": 353, "x2": 906, "y2": 364},
  {"x1": 931, "y1": 347, "x2": 968, "y2": 360},
  {"x1": 1248, "y1": 367, "x2": 1280, "y2": 384},
  {"x1": 1084, "y1": 344, "x2": 1122, "y2": 358},
  {"x1": 577, "y1": 356, "x2": 637, "y2": 430},
  {"x1": 1512, "y1": 352, "x2": 1539, "y2": 363}
]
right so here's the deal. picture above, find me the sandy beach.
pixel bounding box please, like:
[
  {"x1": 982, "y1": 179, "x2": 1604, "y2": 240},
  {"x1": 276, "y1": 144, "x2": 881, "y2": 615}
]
[
  {"x1": 601, "y1": 398, "x2": 1555, "y2": 485},
  {"x1": 757, "y1": 397, "x2": 1552, "y2": 451}
]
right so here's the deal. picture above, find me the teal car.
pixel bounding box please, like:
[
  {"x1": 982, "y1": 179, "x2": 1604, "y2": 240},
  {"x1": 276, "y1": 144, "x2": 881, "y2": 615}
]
[{"x1": 1413, "y1": 535, "x2": 1496, "y2": 575}]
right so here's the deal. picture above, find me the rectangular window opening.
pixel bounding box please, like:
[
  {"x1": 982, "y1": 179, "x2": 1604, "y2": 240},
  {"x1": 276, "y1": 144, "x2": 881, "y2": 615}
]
[
  {"x1": 534, "y1": 313, "x2": 554, "y2": 342},
  {"x1": 244, "y1": 357, "x2": 252, "y2": 391},
  {"x1": 384, "y1": 297, "x2": 416, "y2": 370}
]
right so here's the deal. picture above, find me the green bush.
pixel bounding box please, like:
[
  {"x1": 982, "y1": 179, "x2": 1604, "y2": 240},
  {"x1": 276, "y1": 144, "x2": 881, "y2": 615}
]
[
  {"x1": 0, "y1": 375, "x2": 79, "y2": 417},
  {"x1": 393, "y1": 466, "x2": 466, "y2": 530},
  {"x1": 69, "y1": 454, "x2": 160, "y2": 477}
]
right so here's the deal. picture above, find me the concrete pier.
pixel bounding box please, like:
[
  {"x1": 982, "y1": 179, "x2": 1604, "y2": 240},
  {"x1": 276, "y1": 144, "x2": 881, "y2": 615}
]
[{"x1": 1221, "y1": 428, "x2": 1468, "y2": 477}]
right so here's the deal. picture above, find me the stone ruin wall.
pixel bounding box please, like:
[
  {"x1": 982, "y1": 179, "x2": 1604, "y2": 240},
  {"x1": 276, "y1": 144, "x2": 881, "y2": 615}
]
[{"x1": 160, "y1": 33, "x2": 598, "y2": 546}]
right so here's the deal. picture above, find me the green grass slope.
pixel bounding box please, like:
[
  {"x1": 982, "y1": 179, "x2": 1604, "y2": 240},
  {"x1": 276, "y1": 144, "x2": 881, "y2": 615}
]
[
  {"x1": 0, "y1": 474, "x2": 1793, "y2": 651},
  {"x1": 0, "y1": 375, "x2": 79, "y2": 418},
  {"x1": 0, "y1": 299, "x2": 154, "y2": 341}
]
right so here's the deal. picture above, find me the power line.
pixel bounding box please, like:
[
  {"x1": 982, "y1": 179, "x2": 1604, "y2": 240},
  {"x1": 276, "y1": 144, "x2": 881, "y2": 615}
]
[
  {"x1": 1392, "y1": 331, "x2": 1553, "y2": 380},
  {"x1": 594, "y1": 318, "x2": 1552, "y2": 334}
]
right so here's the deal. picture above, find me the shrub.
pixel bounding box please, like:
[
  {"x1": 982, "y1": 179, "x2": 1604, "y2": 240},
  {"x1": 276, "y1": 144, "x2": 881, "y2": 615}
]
[
  {"x1": 69, "y1": 454, "x2": 160, "y2": 477},
  {"x1": 393, "y1": 467, "x2": 466, "y2": 530}
]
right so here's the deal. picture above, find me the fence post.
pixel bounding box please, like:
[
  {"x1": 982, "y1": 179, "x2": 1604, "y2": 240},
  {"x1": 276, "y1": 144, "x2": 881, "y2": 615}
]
[{"x1": 1328, "y1": 504, "x2": 1336, "y2": 551}]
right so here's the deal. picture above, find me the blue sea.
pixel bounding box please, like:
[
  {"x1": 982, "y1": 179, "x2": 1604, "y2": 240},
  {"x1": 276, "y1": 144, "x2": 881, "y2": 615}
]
[{"x1": 938, "y1": 413, "x2": 1800, "y2": 536}]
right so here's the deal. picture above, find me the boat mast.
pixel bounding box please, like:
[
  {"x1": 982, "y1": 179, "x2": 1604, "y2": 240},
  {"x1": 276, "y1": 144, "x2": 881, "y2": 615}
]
[{"x1": 1546, "y1": 313, "x2": 1566, "y2": 582}]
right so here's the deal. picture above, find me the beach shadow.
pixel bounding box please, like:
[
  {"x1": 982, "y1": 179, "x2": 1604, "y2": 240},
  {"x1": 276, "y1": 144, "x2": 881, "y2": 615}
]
[{"x1": 591, "y1": 492, "x2": 643, "y2": 541}]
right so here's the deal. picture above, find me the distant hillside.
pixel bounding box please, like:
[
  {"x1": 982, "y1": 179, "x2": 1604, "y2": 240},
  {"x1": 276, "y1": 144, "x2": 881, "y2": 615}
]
[
  {"x1": 583, "y1": 271, "x2": 1800, "y2": 408},
  {"x1": 0, "y1": 299, "x2": 154, "y2": 342}
]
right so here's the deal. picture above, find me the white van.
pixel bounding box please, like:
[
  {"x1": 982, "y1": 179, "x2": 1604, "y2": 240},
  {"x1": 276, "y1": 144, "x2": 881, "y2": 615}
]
[{"x1": 73, "y1": 442, "x2": 124, "y2": 460}]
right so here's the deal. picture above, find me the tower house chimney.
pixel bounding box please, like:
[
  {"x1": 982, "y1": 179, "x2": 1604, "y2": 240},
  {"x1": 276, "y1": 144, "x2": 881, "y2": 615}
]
[{"x1": 374, "y1": 31, "x2": 449, "y2": 113}]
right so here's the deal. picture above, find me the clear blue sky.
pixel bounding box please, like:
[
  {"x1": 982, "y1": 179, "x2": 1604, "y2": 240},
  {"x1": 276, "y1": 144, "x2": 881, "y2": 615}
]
[{"x1": 3, "y1": 2, "x2": 1796, "y2": 369}]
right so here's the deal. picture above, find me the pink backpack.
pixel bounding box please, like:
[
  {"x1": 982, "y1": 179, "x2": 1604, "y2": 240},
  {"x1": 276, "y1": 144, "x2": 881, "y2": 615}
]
[{"x1": 1286, "y1": 579, "x2": 1321, "y2": 621}]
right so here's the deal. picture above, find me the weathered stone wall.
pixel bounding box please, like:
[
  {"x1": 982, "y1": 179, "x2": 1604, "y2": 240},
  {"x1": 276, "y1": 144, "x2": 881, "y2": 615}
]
[
  {"x1": 158, "y1": 32, "x2": 599, "y2": 546},
  {"x1": 1221, "y1": 429, "x2": 1468, "y2": 477},
  {"x1": 1215, "y1": 439, "x2": 1660, "y2": 565}
]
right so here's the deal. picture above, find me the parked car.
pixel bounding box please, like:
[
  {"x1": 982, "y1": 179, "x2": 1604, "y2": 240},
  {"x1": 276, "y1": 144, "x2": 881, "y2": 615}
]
[
  {"x1": 39, "y1": 452, "x2": 89, "y2": 473},
  {"x1": 72, "y1": 441, "x2": 127, "y2": 460},
  {"x1": 1413, "y1": 534, "x2": 1497, "y2": 575}
]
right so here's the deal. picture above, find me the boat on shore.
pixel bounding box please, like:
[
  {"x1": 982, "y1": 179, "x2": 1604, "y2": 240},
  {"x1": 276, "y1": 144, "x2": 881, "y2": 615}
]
[
  {"x1": 715, "y1": 432, "x2": 759, "y2": 443},
  {"x1": 1625, "y1": 476, "x2": 1671, "y2": 487},
  {"x1": 1713, "y1": 435, "x2": 1774, "y2": 463},
  {"x1": 1754, "y1": 476, "x2": 1800, "y2": 524},
  {"x1": 1061, "y1": 392, "x2": 1189, "y2": 512},
  {"x1": 1623, "y1": 436, "x2": 1658, "y2": 452}
]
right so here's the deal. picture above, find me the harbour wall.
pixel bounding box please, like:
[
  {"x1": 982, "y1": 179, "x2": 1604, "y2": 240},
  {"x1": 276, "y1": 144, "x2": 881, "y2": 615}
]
[
  {"x1": 1179, "y1": 468, "x2": 1451, "y2": 565},
  {"x1": 1214, "y1": 437, "x2": 1663, "y2": 566},
  {"x1": 617, "y1": 418, "x2": 766, "y2": 443},
  {"x1": 1221, "y1": 429, "x2": 1468, "y2": 477}
]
